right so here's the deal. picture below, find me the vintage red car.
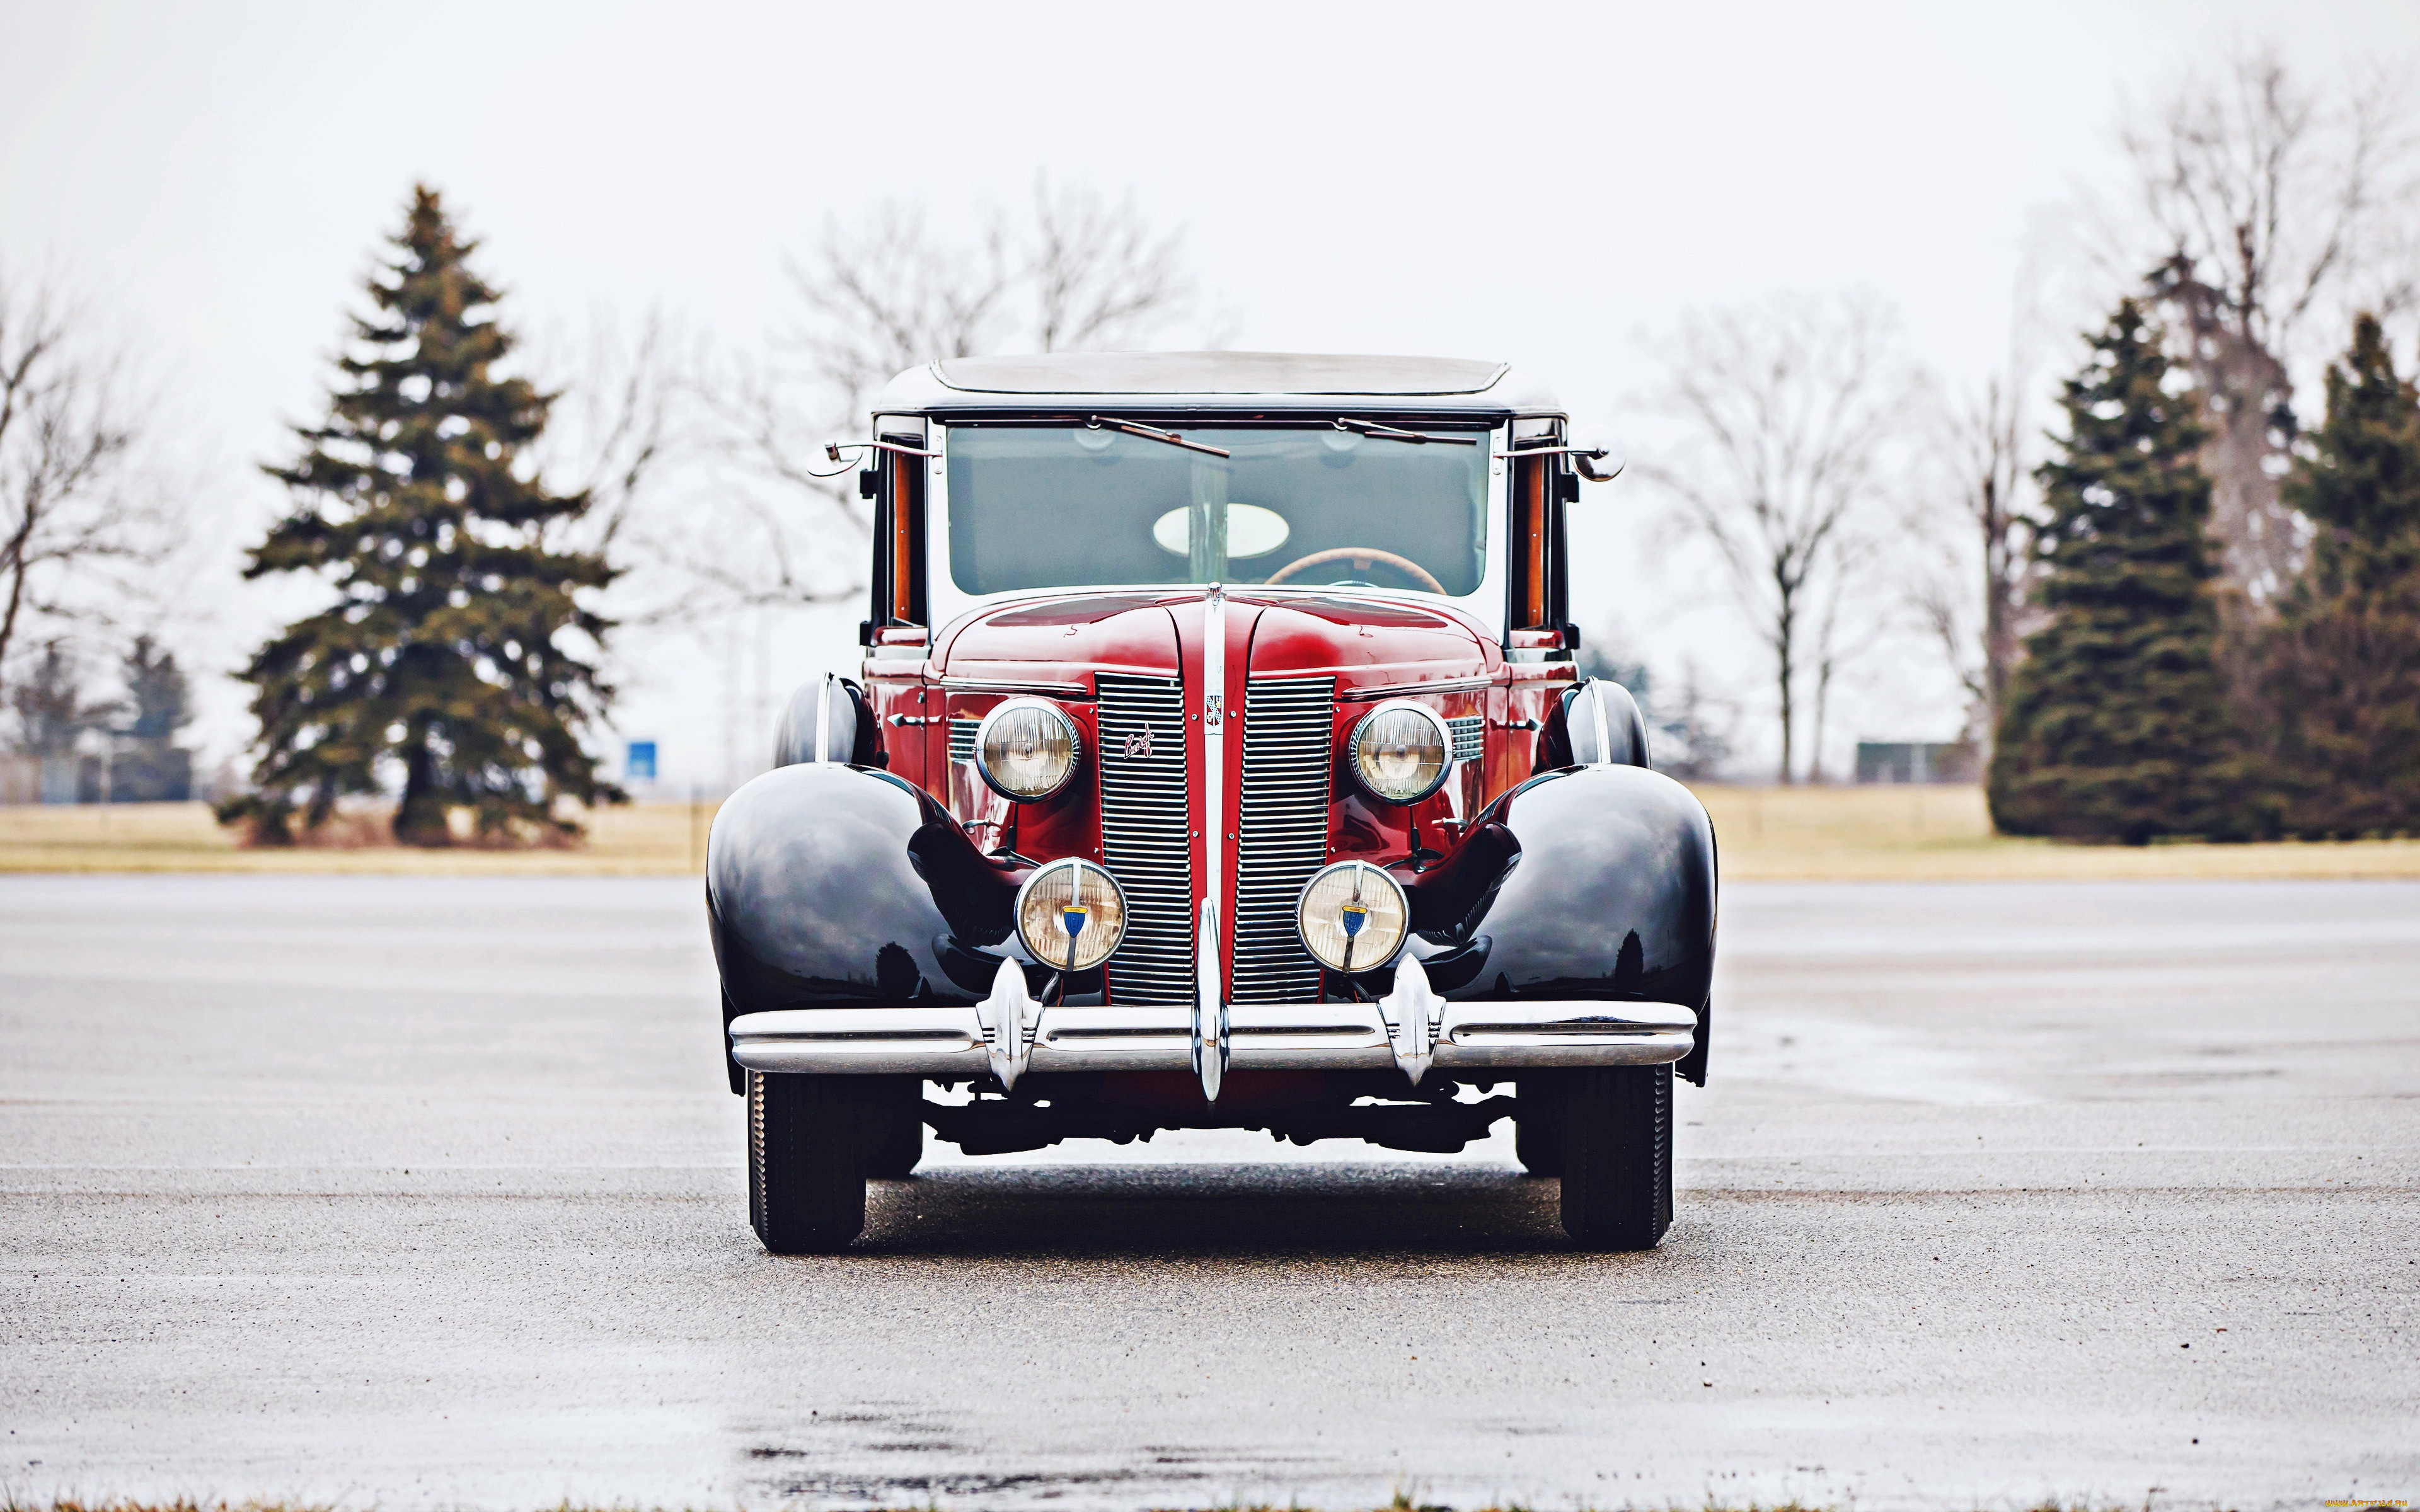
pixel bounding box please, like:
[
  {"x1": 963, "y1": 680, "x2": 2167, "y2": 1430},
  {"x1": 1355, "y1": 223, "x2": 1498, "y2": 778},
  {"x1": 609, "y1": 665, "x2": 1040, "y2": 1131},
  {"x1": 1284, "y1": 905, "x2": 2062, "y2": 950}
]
[{"x1": 707, "y1": 352, "x2": 1717, "y2": 1252}]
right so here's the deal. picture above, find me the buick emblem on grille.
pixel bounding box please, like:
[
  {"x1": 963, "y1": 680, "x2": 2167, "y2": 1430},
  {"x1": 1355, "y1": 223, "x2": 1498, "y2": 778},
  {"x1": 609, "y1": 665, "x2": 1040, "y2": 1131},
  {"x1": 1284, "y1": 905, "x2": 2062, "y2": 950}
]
[{"x1": 1123, "y1": 725, "x2": 1154, "y2": 760}]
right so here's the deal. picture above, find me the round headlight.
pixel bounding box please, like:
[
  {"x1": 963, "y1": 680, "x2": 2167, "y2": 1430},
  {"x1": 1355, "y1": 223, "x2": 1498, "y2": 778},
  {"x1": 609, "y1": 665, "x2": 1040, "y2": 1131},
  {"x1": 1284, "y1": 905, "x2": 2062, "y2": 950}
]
[
  {"x1": 1347, "y1": 701, "x2": 1452, "y2": 805},
  {"x1": 1015, "y1": 858, "x2": 1127, "y2": 972},
  {"x1": 1294, "y1": 860, "x2": 1410, "y2": 975},
  {"x1": 976, "y1": 698, "x2": 1081, "y2": 801}
]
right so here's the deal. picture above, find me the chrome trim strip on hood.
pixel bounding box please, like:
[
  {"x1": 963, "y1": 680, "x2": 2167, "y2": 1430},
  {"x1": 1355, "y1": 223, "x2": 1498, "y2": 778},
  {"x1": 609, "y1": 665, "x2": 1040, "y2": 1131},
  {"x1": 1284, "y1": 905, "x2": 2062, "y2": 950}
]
[
  {"x1": 940, "y1": 678, "x2": 1092, "y2": 697},
  {"x1": 1335, "y1": 675, "x2": 1495, "y2": 702}
]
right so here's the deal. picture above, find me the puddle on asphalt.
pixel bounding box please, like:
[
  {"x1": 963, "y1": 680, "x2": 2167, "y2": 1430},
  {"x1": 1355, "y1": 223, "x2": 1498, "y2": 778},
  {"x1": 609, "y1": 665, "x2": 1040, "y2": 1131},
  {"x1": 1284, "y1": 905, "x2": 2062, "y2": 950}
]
[
  {"x1": 740, "y1": 1416, "x2": 1316, "y2": 1506},
  {"x1": 1724, "y1": 1012, "x2": 2036, "y2": 1105}
]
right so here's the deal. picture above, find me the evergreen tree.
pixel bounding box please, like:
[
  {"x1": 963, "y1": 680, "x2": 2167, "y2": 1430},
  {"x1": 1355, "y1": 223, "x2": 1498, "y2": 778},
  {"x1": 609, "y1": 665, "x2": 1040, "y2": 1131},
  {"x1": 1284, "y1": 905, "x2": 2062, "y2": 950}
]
[
  {"x1": 2257, "y1": 312, "x2": 2420, "y2": 835},
  {"x1": 8, "y1": 640, "x2": 109, "y2": 757},
  {"x1": 112, "y1": 634, "x2": 195, "y2": 802},
  {"x1": 226, "y1": 185, "x2": 619, "y2": 845},
  {"x1": 120, "y1": 634, "x2": 190, "y2": 741},
  {"x1": 1989, "y1": 297, "x2": 2249, "y2": 842}
]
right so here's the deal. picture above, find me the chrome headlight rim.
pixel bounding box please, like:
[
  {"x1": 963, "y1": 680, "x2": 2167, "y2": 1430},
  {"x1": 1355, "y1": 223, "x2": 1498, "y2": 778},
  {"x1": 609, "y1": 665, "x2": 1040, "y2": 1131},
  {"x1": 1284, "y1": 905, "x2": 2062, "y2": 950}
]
[
  {"x1": 974, "y1": 697, "x2": 1083, "y2": 802},
  {"x1": 1293, "y1": 858, "x2": 1411, "y2": 975},
  {"x1": 1012, "y1": 856, "x2": 1128, "y2": 972},
  {"x1": 1346, "y1": 698, "x2": 1455, "y2": 806}
]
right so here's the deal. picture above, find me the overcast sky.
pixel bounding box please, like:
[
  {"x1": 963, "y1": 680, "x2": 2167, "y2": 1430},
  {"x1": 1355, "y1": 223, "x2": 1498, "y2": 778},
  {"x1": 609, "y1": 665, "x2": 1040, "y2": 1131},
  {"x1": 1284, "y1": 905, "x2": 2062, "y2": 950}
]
[{"x1": 5, "y1": 0, "x2": 2417, "y2": 787}]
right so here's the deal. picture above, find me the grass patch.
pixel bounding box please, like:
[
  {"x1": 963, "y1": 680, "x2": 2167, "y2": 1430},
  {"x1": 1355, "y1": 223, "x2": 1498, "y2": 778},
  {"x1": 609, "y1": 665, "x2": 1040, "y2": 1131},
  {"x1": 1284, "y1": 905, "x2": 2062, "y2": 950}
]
[
  {"x1": 1691, "y1": 782, "x2": 2420, "y2": 880},
  {"x1": 4, "y1": 785, "x2": 2418, "y2": 880},
  {"x1": 0, "y1": 799, "x2": 719, "y2": 875}
]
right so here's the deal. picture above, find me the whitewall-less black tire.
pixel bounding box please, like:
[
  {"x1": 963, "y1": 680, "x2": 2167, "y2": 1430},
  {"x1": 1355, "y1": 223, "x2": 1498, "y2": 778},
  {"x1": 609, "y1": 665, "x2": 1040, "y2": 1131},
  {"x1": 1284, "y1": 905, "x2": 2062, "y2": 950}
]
[
  {"x1": 862, "y1": 1094, "x2": 925, "y2": 1180},
  {"x1": 1557, "y1": 1064, "x2": 1673, "y2": 1250},
  {"x1": 1514, "y1": 1076, "x2": 1564, "y2": 1177},
  {"x1": 747, "y1": 1071, "x2": 868, "y2": 1253}
]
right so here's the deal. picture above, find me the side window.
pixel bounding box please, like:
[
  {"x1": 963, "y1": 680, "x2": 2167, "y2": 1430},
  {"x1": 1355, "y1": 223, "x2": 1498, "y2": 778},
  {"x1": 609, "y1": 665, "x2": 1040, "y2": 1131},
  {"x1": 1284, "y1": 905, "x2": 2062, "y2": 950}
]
[
  {"x1": 1506, "y1": 418, "x2": 1571, "y2": 636},
  {"x1": 870, "y1": 421, "x2": 928, "y2": 629}
]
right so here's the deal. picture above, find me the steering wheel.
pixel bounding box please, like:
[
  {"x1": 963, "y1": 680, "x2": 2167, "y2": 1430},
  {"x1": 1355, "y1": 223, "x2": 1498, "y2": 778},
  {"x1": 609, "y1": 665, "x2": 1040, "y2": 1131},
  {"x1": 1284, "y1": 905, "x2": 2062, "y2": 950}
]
[{"x1": 1263, "y1": 547, "x2": 1446, "y2": 595}]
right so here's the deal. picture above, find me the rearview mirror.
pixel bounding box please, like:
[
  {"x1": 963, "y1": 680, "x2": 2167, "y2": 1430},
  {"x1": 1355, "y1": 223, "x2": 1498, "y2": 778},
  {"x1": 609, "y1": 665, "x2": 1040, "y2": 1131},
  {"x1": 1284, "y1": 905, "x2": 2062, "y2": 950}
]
[{"x1": 1570, "y1": 432, "x2": 1625, "y2": 483}]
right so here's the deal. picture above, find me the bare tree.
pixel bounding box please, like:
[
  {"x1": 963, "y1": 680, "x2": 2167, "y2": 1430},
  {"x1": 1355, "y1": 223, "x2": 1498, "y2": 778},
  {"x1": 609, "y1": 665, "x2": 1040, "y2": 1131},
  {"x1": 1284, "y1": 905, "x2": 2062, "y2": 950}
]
[
  {"x1": 1640, "y1": 292, "x2": 1918, "y2": 784},
  {"x1": 1806, "y1": 530, "x2": 1891, "y2": 784},
  {"x1": 6, "y1": 638, "x2": 114, "y2": 758},
  {"x1": 1029, "y1": 175, "x2": 1192, "y2": 353},
  {"x1": 528, "y1": 306, "x2": 712, "y2": 632},
  {"x1": 1654, "y1": 661, "x2": 1735, "y2": 782},
  {"x1": 792, "y1": 201, "x2": 1017, "y2": 432},
  {"x1": 2118, "y1": 46, "x2": 2415, "y2": 607},
  {"x1": 696, "y1": 180, "x2": 1203, "y2": 617},
  {"x1": 1906, "y1": 364, "x2": 2041, "y2": 747},
  {"x1": 555, "y1": 308, "x2": 686, "y2": 556},
  {"x1": 0, "y1": 271, "x2": 176, "y2": 699}
]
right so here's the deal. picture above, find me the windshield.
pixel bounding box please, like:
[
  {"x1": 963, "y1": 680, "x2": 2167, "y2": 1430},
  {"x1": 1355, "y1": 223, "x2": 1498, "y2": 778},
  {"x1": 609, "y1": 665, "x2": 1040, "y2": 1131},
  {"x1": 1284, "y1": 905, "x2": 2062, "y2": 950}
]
[{"x1": 943, "y1": 423, "x2": 1493, "y2": 597}]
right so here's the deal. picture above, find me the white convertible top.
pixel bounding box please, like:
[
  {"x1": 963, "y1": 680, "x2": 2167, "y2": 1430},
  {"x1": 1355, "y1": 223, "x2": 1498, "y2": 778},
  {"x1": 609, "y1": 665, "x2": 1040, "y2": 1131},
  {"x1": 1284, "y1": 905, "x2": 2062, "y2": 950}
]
[{"x1": 870, "y1": 351, "x2": 1562, "y2": 417}]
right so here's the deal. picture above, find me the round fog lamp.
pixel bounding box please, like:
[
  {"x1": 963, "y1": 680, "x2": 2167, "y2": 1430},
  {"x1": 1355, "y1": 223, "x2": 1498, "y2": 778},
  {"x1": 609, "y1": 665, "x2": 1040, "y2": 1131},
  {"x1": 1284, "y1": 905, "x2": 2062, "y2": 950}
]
[
  {"x1": 1348, "y1": 701, "x2": 1451, "y2": 805},
  {"x1": 976, "y1": 698, "x2": 1081, "y2": 801},
  {"x1": 1015, "y1": 858, "x2": 1127, "y2": 973},
  {"x1": 1295, "y1": 860, "x2": 1409, "y2": 975}
]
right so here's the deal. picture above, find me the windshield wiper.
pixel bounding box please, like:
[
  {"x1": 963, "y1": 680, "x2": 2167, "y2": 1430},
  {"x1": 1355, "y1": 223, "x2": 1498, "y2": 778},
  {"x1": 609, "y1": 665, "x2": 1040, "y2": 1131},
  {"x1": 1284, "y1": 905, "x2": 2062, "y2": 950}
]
[
  {"x1": 1332, "y1": 418, "x2": 1479, "y2": 446},
  {"x1": 1085, "y1": 415, "x2": 1231, "y2": 458}
]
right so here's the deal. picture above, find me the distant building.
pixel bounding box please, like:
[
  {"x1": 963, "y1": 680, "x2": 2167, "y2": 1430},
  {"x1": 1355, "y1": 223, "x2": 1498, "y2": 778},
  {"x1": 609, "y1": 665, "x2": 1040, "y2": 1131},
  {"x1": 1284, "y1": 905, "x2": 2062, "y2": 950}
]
[
  {"x1": 45, "y1": 754, "x2": 89, "y2": 804},
  {"x1": 0, "y1": 743, "x2": 194, "y2": 804},
  {"x1": 1855, "y1": 740, "x2": 1979, "y2": 784}
]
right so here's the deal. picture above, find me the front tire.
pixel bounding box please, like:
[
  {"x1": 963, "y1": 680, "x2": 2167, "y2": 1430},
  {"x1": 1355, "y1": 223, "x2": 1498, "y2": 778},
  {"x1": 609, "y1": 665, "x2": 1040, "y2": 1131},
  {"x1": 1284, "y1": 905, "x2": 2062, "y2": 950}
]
[
  {"x1": 863, "y1": 1093, "x2": 925, "y2": 1180},
  {"x1": 1559, "y1": 1064, "x2": 1673, "y2": 1250},
  {"x1": 747, "y1": 1071, "x2": 868, "y2": 1253},
  {"x1": 1514, "y1": 1076, "x2": 1563, "y2": 1176}
]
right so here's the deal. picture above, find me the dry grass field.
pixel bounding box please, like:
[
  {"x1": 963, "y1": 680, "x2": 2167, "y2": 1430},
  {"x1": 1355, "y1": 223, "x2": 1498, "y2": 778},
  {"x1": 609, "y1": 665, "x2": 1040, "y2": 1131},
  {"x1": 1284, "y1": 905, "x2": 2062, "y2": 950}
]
[
  {"x1": 4, "y1": 785, "x2": 2418, "y2": 879},
  {"x1": 0, "y1": 799, "x2": 717, "y2": 875},
  {"x1": 0, "y1": 1503, "x2": 2138, "y2": 1512},
  {"x1": 1691, "y1": 782, "x2": 2420, "y2": 879}
]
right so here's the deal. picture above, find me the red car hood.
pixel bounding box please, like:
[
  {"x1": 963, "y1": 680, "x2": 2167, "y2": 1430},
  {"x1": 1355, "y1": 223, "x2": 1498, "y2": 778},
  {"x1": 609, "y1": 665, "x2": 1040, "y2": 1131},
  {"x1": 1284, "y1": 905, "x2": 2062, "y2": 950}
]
[{"x1": 934, "y1": 589, "x2": 1497, "y2": 687}]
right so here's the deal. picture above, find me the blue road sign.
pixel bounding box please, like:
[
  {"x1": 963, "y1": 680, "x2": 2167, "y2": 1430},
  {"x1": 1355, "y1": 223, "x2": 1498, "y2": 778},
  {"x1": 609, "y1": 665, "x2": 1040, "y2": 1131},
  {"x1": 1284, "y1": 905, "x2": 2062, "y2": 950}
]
[{"x1": 625, "y1": 741, "x2": 657, "y2": 781}]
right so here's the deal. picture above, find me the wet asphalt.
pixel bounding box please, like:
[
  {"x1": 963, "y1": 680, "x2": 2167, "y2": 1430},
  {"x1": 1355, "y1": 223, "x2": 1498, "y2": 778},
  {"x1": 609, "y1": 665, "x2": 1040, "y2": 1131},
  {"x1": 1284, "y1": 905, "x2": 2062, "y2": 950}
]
[{"x1": 1, "y1": 874, "x2": 2414, "y2": 1510}]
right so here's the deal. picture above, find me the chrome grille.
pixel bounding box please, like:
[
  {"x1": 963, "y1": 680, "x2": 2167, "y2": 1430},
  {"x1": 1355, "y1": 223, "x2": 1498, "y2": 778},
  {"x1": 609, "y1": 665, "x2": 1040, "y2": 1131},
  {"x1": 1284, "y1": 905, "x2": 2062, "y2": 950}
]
[
  {"x1": 948, "y1": 718, "x2": 978, "y2": 765},
  {"x1": 1233, "y1": 676, "x2": 1335, "y2": 1004},
  {"x1": 1448, "y1": 715, "x2": 1483, "y2": 766},
  {"x1": 1095, "y1": 674, "x2": 1193, "y2": 1004}
]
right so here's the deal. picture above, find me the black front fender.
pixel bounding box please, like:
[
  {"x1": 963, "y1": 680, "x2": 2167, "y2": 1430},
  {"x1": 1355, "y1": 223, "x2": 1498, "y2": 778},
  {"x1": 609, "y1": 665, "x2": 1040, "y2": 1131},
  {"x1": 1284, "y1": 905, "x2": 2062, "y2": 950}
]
[
  {"x1": 1409, "y1": 764, "x2": 1719, "y2": 1084},
  {"x1": 706, "y1": 764, "x2": 1035, "y2": 1089}
]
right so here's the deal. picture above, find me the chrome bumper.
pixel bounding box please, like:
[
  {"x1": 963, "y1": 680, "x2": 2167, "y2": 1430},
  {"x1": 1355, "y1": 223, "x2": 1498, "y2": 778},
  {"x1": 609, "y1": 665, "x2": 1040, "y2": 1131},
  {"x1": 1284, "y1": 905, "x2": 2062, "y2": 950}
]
[{"x1": 728, "y1": 954, "x2": 1695, "y2": 1096}]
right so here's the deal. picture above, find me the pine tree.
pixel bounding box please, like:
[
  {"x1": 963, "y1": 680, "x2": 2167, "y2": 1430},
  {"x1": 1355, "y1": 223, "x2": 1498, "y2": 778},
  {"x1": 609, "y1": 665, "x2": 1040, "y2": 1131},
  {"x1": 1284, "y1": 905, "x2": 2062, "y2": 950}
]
[
  {"x1": 113, "y1": 634, "x2": 194, "y2": 802},
  {"x1": 226, "y1": 185, "x2": 620, "y2": 845},
  {"x1": 1989, "y1": 297, "x2": 2249, "y2": 843},
  {"x1": 2257, "y1": 312, "x2": 2420, "y2": 836},
  {"x1": 120, "y1": 634, "x2": 190, "y2": 741},
  {"x1": 8, "y1": 640, "x2": 107, "y2": 758}
]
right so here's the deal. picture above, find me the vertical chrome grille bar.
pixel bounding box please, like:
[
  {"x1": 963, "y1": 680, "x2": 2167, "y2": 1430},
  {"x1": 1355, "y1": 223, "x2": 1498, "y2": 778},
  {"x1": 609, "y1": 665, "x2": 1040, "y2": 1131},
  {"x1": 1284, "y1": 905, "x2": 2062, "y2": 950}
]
[
  {"x1": 1231, "y1": 675, "x2": 1335, "y2": 1004},
  {"x1": 1095, "y1": 673, "x2": 1194, "y2": 1004},
  {"x1": 1196, "y1": 588, "x2": 1230, "y2": 1099}
]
